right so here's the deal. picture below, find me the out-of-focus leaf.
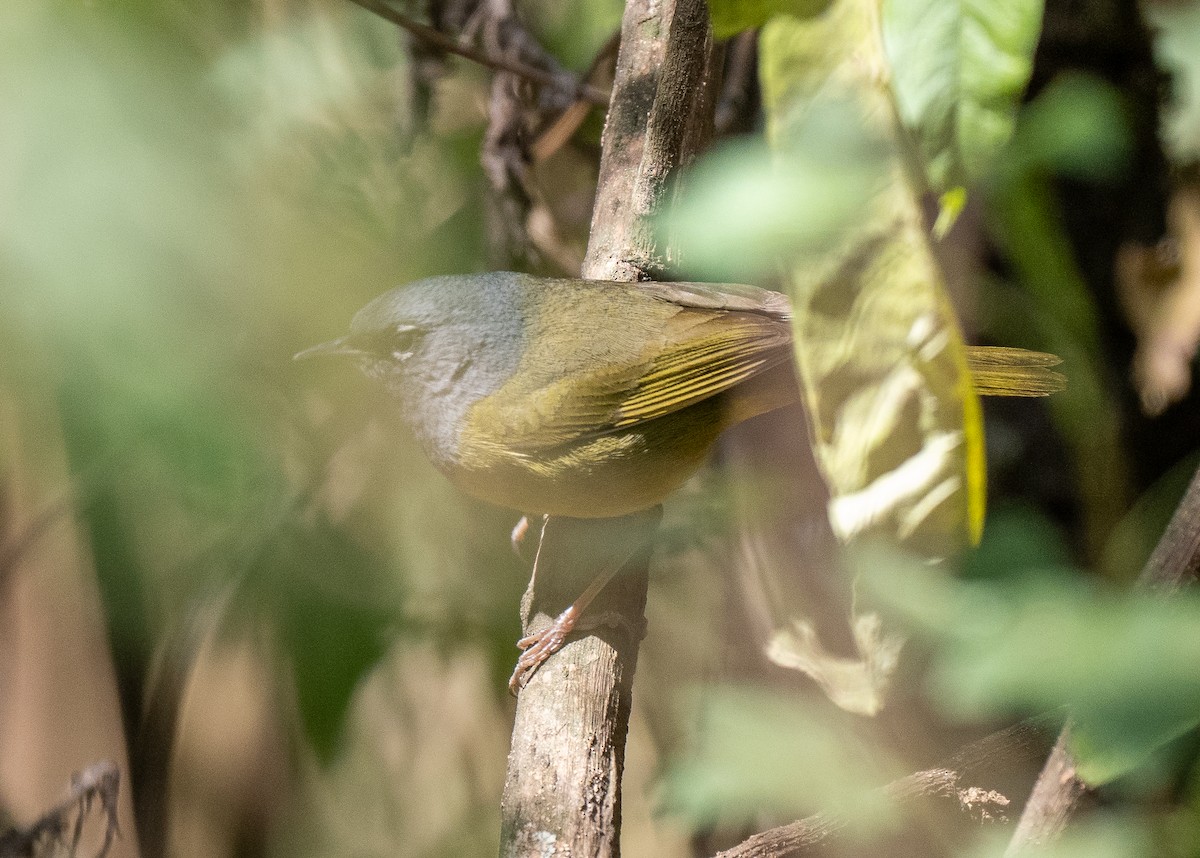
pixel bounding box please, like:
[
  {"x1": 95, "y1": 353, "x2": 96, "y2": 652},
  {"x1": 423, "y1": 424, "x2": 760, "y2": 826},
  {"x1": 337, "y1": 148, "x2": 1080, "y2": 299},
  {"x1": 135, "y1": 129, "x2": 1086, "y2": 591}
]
[
  {"x1": 998, "y1": 74, "x2": 1131, "y2": 182},
  {"x1": 883, "y1": 0, "x2": 1044, "y2": 191},
  {"x1": 984, "y1": 75, "x2": 1132, "y2": 557},
  {"x1": 0, "y1": 1, "x2": 232, "y2": 335},
  {"x1": 962, "y1": 817, "x2": 1150, "y2": 858},
  {"x1": 859, "y1": 544, "x2": 1200, "y2": 787},
  {"x1": 1, "y1": 0, "x2": 470, "y2": 765},
  {"x1": 657, "y1": 686, "x2": 901, "y2": 831},
  {"x1": 681, "y1": 0, "x2": 988, "y2": 716},
  {"x1": 669, "y1": 103, "x2": 888, "y2": 280},
  {"x1": 962, "y1": 502, "x2": 1073, "y2": 581},
  {"x1": 708, "y1": 0, "x2": 831, "y2": 39},
  {"x1": 1101, "y1": 452, "x2": 1200, "y2": 583},
  {"x1": 760, "y1": 2, "x2": 986, "y2": 557},
  {"x1": 530, "y1": 0, "x2": 624, "y2": 68},
  {"x1": 259, "y1": 519, "x2": 401, "y2": 761},
  {"x1": 1144, "y1": 1, "x2": 1200, "y2": 165}
]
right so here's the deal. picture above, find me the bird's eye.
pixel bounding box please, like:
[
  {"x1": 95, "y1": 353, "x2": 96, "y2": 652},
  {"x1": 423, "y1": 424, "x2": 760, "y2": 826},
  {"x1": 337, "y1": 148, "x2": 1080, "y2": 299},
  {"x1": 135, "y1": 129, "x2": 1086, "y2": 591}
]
[
  {"x1": 388, "y1": 324, "x2": 423, "y2": 359},
  {"x1": 351, "y1": 324, "x2": 424, "y2": 361}
]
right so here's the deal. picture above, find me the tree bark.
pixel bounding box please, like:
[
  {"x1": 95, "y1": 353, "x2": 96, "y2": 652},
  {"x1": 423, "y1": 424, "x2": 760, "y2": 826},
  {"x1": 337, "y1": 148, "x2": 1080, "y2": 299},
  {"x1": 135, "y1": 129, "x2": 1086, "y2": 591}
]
[{"x1": 497, "y1": 1, "x2": 716, "y2": 855}]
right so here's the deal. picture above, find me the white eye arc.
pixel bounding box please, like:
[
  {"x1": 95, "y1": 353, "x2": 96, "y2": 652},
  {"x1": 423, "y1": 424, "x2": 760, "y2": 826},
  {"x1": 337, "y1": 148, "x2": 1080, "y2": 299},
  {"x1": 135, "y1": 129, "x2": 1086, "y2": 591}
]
[{"x1": 389, "y1": 324, "x2": 423, "y2": 359}]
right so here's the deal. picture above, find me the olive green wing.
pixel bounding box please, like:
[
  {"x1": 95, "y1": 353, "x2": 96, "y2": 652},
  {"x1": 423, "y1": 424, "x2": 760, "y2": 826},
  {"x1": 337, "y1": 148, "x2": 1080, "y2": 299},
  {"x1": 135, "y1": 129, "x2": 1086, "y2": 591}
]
[
  {"x1": 471, "y1": 282, "x2": 792, "y2": 452},
  {"x1": 632, "y1": 280, "x2": 793, "y2": 320},
  {"x1": 611, "y1": 309, "x2": 793, "y2": 427}
]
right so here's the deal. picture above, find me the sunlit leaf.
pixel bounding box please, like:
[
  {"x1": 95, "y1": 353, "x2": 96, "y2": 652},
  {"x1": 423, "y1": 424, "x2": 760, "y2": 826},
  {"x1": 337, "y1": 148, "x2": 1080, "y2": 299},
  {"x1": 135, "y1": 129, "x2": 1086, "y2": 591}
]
[
  {"x1": 761, "y1": 0, "x2": 986, "y2": 555},
  {"x1": 883, "y1": 0, "x2": 1044, "y2": 190},
  {"x1": 708, "y1": 0, "x2": 831, "y2": 39}
]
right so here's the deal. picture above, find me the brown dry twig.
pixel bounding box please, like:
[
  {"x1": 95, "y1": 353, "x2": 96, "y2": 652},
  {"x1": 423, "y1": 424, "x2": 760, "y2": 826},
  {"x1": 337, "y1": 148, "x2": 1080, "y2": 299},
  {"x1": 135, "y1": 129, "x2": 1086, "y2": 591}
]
[
  {"x1": 530, "y1": 31, "x2": 620, "y2": 163},
  {"x1": 345, "y1": 0, "x2": 609, "y2": 104},
  {"x1": 0, "y1": 761, "x2": 121, "y2": 858}
]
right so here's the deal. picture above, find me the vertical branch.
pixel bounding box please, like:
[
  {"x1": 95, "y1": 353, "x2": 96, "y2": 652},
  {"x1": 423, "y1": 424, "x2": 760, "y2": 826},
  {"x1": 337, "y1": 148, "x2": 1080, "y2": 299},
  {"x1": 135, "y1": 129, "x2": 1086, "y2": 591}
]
[
  {"x1": 498, "y1": 1, "x2": 716, "y2": 856},
  {"x1": 1005, "y1": 464, "x2": 1200, "y2": 854},
  {"x1": 582, "y1": 0, "x2": 715, "y2": 283}
]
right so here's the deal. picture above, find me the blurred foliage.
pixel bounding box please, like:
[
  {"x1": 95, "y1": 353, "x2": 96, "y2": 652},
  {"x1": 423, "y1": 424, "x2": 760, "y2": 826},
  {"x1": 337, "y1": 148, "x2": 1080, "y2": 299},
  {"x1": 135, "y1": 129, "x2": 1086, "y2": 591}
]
[
  {"x1": 657, "y1": 686, "x2": 902, "y2": 832},
  {"x1": 668, "y1": 100, "x2": 889, "y2": 280},
  {"x1": 964, "y1": 816, "x2": 1152, "y2": 858},
  {"x1": 1101, "y1": 452, "x2": 1199, "y2": 582},
  {"x1": 4, "y1": 0, "x2": 1200, "y2": 854},
  {"x1": 984, "y1": 74, "x2": 1134, "y2": 559},
  {"x1": 1146, "y1": 0, "x2": 1200, "y2": 166},
  {"x1": 707, "y1": 0, "x2": 830, "y2": 39},
  {"x1": 0, "y1": 0, "x2": 445, "y2": 748},
  {"x1": 662, "y1": 1, "x2": 1200, "y2": 853},
  {"x1": 862, "y1": 526, "x2": 1200, "y2": 786},
  {"x1": 884, "y1": 0, "x2": 1044, "y2": 193},
  {"x1": 252, "y1": 517, "x2": 398, "y2": 760},
  {"x1": 0, "y1": 0, "x2": 527, "y2": 852}
]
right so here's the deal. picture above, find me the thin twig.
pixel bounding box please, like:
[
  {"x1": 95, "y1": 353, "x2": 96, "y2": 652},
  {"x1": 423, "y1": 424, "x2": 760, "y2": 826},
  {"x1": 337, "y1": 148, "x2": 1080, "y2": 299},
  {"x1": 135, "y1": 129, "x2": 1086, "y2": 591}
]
[
  {"x1": 0, "y1": 761, "x2": 121, "y2": 858},
  {"x1": 346, "y1": 0, "x2": 610, "y2": 104},
  {"x1": 531, "y1": 30, "x2": 620, "y2": 163}
]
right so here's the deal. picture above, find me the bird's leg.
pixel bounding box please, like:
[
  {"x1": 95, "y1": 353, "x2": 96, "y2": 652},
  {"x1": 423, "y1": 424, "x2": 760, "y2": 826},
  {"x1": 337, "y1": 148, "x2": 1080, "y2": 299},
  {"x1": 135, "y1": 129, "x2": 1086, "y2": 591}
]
[
  {"x1": 509, "y1": 565, "x2": 628, "y2": 692},
  {"x1": 510, "y1": 515, "x2": 530, "y2": 556},
  {"x1": 508, "y1": 509, "x2": 661, "y2": 694},
  {"x1": 510, "y1": 513, "x2": 546, "y2": 562}
]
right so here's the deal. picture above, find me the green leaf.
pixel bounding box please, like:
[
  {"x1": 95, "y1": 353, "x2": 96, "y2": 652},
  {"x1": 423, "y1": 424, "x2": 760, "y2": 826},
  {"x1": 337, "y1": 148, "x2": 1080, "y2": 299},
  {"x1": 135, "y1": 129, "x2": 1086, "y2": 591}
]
[
  {"x1": 1144, "y1": 1, "x2": 1200, "y2": 164},
  {"x1": 760, "y1": 2, "x2": 987, "y2": 554},
  {"x1": 708, "y1": 0, "x2": 831, "y2": 39},
  {"x1": 657, "y1": 687, "x2": 902, "y2": 831},
  {"x1": 1000, "y1": 74, "x2": 1131, "y2": 180},
  {"x1": 883, "y1": 0, "x2": 1044, "y2": 190},
  {"x1": 263, "y1": 521, "x2": 400, "y2": 761},
  {"x1": 859, "y1": 544, "x2": 1200, "y2": 787},
  {"x1": 668, "y1": 103, "x2": 888, "y2": 280}
]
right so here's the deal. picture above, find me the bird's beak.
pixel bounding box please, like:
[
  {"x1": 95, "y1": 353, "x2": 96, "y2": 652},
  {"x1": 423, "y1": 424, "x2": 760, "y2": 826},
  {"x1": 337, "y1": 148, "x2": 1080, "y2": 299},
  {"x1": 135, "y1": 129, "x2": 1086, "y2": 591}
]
[{"x1": 293, "y1": 336, "x2": 362, "y2": 361}]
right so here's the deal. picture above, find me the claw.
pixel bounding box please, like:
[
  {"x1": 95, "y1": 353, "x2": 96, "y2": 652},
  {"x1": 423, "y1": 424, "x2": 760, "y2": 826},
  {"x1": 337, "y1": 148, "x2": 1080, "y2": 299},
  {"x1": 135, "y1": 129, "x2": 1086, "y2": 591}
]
[{"x1": 508, "y1": 605, "x2": 579, "y2": 694}]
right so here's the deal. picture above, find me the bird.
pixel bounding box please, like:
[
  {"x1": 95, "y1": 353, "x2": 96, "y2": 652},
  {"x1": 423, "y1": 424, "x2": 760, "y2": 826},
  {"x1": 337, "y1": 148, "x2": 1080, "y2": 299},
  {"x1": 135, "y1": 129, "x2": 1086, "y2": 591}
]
[
  {"x1": 298, "y1": 270, "x2": 1064, "y2": 689},
  {"x1": 298, "y1": 271, "x2": 803, "y2": 518}
]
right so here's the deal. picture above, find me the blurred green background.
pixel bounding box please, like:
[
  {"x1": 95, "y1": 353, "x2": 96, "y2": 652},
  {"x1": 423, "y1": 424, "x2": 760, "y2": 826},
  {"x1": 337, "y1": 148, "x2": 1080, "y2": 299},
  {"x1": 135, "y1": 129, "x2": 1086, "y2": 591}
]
[{"x1": 3, "y1": 0, "x2": 1200, "y2": 856}]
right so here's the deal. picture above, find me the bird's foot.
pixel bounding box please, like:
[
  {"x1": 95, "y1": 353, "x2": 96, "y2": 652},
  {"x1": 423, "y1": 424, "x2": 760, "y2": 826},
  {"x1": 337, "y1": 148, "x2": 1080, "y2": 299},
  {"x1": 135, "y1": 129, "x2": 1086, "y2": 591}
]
[
  {"x1": 509, "y1": 605, "x2": 578, "y2": 694},
  {"x1": 508, "y1": 607, "x2": 646, "y2": 695}
]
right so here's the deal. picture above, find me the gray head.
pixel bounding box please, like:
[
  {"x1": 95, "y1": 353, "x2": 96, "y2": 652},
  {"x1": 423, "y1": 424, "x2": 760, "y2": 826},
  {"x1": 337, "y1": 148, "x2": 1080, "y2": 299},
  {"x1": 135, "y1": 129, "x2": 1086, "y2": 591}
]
[{"x1": 298, "y1": 272, "x2": 528, "y2": 466}]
